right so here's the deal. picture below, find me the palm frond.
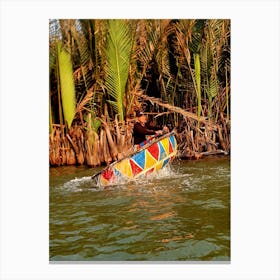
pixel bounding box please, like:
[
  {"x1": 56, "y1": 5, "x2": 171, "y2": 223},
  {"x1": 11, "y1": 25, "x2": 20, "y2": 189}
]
[
  {"x1": 194, "y1": 53, "x2": 202, "y2": 119},
  {"x1": 105, "y1": 19, "x2": 132, "y2": 122},
  {"x1": 208, "y1": 67, "x2": 219, "y2": 99},
  {"x1": 49, "y1": 44, "x2": 57, "y2": 72},
  {"x1": 57, "y1": 42, "x2": 76, "y2": 127},
  {"x1": 49, "y1": 20, "x2": 60, "y2": 72},
  {"x1": 71, "y1": 22, "x2": 94, "y2": 91},
  {"x1": 190, "y1": 19, "x2": 206, "y2": 54}
]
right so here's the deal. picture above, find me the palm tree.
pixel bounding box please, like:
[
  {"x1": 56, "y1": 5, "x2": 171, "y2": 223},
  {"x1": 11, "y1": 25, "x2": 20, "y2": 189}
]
[{"x1": 49, "y1": 19, "x2": 231, "y2": 166}]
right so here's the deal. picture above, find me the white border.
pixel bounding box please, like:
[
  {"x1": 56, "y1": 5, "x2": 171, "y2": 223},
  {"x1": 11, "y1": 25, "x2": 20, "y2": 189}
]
[{"x1": 1, "y1": 0, "x2": 279, "y2": 279}]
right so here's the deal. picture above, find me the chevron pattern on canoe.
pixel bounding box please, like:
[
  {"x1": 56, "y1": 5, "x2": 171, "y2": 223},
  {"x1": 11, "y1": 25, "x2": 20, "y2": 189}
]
[{"x1": 98, "y1": 134, "x2": 177, "y2": 186}]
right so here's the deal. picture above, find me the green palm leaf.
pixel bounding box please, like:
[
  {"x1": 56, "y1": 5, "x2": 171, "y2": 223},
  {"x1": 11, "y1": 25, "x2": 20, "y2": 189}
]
[
  {"x1": 207, "y1": 67, "x2": 219, "y2": 119},
  {"x1": 71, "y1": 20, "x2": 94, "y2": 91},
  {"x1": 194, "y1": 53, "x2": 202, "y2": 120},
  {"x1": 105, "y1": 19, "x2": 132, "y2": 122},
  {"x1": 57, "y1": 42, "x2": 76, "y2": 127},
  {"x1": 208, "y1": 67, "x2": 219, "y2": 99}
]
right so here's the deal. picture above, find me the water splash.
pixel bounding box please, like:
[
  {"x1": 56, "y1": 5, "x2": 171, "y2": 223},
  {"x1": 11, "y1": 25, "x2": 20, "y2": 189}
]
[
  {"x1": 57, "y1": 165, "x2": 179, "y2": 193},
  {"x1": 56, "y1": 176, "x2": 101, "y2": 192},
  {"x1": 105, "y1": 165, "x2": 177, "y2": 188},
  {"x1": 55, "y1": 163, "x2": 209, "y2": 194}
]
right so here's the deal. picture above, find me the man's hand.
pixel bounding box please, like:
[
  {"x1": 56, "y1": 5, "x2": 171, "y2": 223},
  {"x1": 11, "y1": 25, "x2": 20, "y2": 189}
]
[{"x1": 162, "y1": 126, "x2": 169, "y2": 133}]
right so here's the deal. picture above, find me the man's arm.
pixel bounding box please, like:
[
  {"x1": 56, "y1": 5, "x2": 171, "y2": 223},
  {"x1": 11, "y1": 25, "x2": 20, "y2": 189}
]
[{"x1": 134, "y1": 123, "x2": 156, "y2": 135}]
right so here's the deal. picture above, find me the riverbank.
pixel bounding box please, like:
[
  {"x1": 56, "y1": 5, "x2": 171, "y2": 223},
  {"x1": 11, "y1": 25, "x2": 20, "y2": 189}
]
[{"x1": 49, "y1": 115, "x2": 230, "y2": 167}]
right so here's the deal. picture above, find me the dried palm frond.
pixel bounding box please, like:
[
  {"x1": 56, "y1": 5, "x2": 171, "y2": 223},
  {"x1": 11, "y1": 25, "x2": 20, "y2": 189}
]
[
  {"x1": 139, "y1": 94, "x2": 216, "y2": 129},
  {"x1": 75, "y1": 86, "x2": 94, "y2": 114}
]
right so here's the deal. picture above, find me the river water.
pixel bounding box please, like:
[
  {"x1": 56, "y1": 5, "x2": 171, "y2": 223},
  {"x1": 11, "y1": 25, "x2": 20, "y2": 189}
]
[{"x1": 49, "y1": 156, "x2": 230, "y2": 262}]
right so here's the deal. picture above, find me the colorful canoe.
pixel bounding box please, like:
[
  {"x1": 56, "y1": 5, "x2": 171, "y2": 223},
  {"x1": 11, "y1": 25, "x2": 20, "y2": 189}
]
[{"x1": 92, "y1": 132, "x2": 177, "y2": 186}]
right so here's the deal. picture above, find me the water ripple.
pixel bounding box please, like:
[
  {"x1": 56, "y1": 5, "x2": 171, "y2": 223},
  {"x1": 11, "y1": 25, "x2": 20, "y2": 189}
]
[{"x1": 50, "y1": 157, "x2": 230, "y2": 261}]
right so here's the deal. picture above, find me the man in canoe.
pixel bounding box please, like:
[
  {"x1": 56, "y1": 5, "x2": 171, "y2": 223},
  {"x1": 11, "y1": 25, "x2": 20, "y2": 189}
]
[{"x1": 133, "y1": 110, "x2": 169, "y2": 149}]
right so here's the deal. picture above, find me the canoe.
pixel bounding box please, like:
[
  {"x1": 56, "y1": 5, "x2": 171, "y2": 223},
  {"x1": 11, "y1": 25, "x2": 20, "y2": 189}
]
[{"x1": 92, "y1": 132, "x2": 177, "y2": 186}]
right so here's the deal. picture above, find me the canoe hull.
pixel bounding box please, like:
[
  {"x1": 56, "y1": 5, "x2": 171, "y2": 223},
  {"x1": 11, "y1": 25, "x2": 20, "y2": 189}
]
[{"x1": 94, "y1": 133, "x2": 177, "y2": 187}]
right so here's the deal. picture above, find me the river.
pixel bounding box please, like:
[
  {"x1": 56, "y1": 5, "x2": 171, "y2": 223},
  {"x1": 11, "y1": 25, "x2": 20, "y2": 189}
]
[{"x1": 49, "y1": 156, "x2": 230, "y2": 262}]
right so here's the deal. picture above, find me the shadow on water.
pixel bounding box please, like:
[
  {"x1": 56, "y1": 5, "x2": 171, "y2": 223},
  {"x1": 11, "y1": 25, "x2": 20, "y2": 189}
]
[{"x1": 49, "y1": 156, "x2": 230, "y2": 262}]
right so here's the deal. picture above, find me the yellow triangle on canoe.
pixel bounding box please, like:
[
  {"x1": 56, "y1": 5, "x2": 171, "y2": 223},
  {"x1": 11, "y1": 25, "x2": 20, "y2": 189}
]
[
  {"x1": 114, "y1": 159, "x2": 133, "y2": 178},
  {"x1": 154, "y1": 159, "x2": 164, "y2": 171},
  {"x1": 161, "y1": 137, "x2": 170, "y2": 155},
  {"x1": 145, "y1": 150, "x2": 158, "y2": 170}
]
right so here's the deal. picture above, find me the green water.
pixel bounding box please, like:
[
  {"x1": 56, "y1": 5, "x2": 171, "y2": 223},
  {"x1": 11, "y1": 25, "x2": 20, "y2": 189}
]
[{"x1": 49, "y1": 156, "x2": 230, "y2": 262}]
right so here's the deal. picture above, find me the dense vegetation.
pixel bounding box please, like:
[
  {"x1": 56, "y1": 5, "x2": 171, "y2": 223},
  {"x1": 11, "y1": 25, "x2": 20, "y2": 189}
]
[{"x1": 49, "y1": 19, "x2": 230, "y2": 167}]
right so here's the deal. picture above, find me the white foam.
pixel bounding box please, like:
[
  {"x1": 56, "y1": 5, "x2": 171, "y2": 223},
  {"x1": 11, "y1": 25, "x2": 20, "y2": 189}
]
[{"x1": 57, "y1": 176, "x2": 96, "y2": 192}]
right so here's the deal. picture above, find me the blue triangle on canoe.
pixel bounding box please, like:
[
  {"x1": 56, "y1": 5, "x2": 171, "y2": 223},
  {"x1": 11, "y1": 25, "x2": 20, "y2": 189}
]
[
  {"x1": 169, "y1": 135, "x2": 176, "y2": 150},
  {"x1": 162, "y1": 157, "x2": 170, "y2": 167},
  {"x1": 131, "y1": 150, "x2": 145, "y2": 169},
  {"x1": 158, "y1": 142, "x2": 167, "y2": 161}
]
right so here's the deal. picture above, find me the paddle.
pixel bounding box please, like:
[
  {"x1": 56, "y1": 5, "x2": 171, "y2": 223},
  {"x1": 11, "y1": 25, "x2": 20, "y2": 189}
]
[{"x1": 91, "y1": 169, "x2": 104, "y2": 180}]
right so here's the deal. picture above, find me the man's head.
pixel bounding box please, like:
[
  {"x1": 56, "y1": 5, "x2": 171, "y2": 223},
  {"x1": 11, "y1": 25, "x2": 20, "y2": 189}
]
[{"x1": 136, "y1": 110, "x2": 147, "y2": 123}]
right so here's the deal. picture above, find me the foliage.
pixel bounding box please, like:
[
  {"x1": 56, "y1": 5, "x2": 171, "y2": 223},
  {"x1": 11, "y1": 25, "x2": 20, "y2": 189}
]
[
  {"x1": 49, "y1": 19, "x2": 231, "y2": 166},
  {"x1": 105, "y1": 19, "x2": 133, "y2": 122},
  {"x1": 194, "y1": 53, "x2": 202, "y2": 120},
  {"x1": 49, "y1": 18, "x2": 230, "y2": 126},
  {"x1": 57, "y1": 42, "x2": 76, "y2": 128}
]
